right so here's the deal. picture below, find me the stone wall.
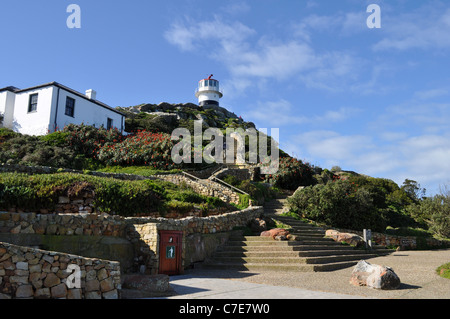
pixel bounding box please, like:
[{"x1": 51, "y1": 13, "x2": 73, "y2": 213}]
[
  {"x1": 125, "y1": 206, "x2": 263, "y2": 274},
  {"x1": 0, "y1": 211, "x2": 125, "y2": 237},
  {"x1": 0, "y1": 241, "x2": 120, "y2": 299},
  {"x1": 155, "y1": 174, "x2": 241, "y2": 205},
  {"x1": 327, "y1": 227, "x2": 447, "y2": 250}
]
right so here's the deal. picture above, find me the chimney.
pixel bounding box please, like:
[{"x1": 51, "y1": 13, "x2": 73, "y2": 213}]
[{"x1": 85, "y1": 89, "x2": 97, "y2": 100}]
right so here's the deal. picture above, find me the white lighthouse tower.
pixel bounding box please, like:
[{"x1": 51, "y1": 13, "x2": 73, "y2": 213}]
[{"x1": 195, "y1": 74, "x2": 223, "y2": 107}]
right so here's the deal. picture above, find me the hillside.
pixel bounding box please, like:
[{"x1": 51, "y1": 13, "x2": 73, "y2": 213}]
[
  {"x1": 0, "y1": 101, "x2": 448, "y2": 241},
  {"x1": 117, "y1": 102, "x2": 257, "y2": 134}
]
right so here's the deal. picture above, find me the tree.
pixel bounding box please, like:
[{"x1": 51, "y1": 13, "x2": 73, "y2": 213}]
[{"x1": 401, "y1": 179, "x2": 426, "y2": 202}]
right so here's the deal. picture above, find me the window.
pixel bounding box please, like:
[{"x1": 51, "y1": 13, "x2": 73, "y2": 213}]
[
  {"x1": 107, "y1": 118, "x2": 113, "y2": 130},
  {"x1": 65, "y1": 97, "x2": 75, "y2": 117},
  {"x1": 28, "y1": 94, "x2": 38, "y2": 113}
]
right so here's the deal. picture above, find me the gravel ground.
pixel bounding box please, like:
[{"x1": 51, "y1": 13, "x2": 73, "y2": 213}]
[{"x1": 184, "y1": 249, "x2": 450, "y2": 299}]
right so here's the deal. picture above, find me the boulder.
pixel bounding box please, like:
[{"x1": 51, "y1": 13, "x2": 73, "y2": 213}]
[
  {"x1": 260, "y1": 228, "x2": 290, "y2": 240},
  {"x1": 326, "y1": 229, "x2": 365, "y2": 247},
  {"x1": 350, "y1": 260, "x2": 401, "y2": 290}
]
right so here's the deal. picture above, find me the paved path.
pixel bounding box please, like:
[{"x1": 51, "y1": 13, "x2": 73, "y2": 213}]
[
  {"x1": 160, "y1": 249, "x2": 450, "y2": 299},
  {"x1": 166, "y1": 274, "x2": 367, "y2": 299}
]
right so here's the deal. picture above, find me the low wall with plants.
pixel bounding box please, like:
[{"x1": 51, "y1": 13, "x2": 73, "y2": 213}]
[
  {"x1": 0, "y1": 241, "x2": 121, "y2": 299},
  {"x1": 155, "y1": 174, "x2": 242, "y2": 206}
]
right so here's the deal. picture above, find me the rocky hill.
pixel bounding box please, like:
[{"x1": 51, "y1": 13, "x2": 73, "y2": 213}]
[{"x1": 117, "y1": 102, "x2": 257, "y2": 134}]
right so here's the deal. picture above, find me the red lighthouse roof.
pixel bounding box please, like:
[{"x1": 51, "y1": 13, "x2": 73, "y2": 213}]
[{"x1": 200, "y1": 74, "x2": 218, "y2": 82}]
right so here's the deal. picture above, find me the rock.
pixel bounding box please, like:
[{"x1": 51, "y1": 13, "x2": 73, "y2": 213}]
[
  {"x1": 15, "y1": 285, "x2": 34, "y2": 298},
  {"x1": 67, "y1": 289, "x2": 82, "y2": 299},
  {"x1": 326, "y1": 229, "x2": 365, "y2": 247},
  {"x1": 85, "y1": 291, "x2": 101, "y2": 299},
  {"x1": 44, "y1": 273, "x2": 61, "y2": 288},
  {"x1": 51, "y1": 283, "x2": 67, "y2": 298},
  {"x1": 260, "y1": 228, "x2": 290, "y2": 240},
  {"x1": 16, "y1": 261, "x2": 28, "y2": 270},
  {"x1": 100, "y1": 277, "x2": 114, "y2": 292},
  {"x1": 34, "y1": 288, "x2": 51, "y2": 299},
  {"x1": 11, "y1": 225, "x2": 21, "y2": 234},
  {"x1": 102, "y1": 289, "x2": 118, "y2": 299},
  {"x1": 350, "y1": 260, "x2": 401, "y2": 290},
  {"x1": 85, "y1": 279, "x2": 100, "y2": 292}
]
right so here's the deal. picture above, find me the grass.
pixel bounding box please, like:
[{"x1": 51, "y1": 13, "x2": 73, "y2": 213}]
[
  {"x1": 436, "y1": 262, "x2": 450, "y2": 279},
  {"x1": 97, "y1": 165, "x2": 180, "y2": 176}
]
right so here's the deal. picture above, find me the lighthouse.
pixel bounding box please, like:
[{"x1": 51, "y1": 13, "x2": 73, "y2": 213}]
[{"x1": 195, "y1": 74, "x2": 223, "y2": 107}]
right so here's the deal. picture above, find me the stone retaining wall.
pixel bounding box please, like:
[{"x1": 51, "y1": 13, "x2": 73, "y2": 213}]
[
  {"x1": 0, "y1": 211, "x2": 125, "y2": 237},
  {"x1": 125, "y1": 206, "x2": 263, "y2": 274},
  {"x1": 155, "y1": 174, "x2": 241, "y2": 205},
  {"x1": 0, "y1": 241, "x2": 120, "y2": 299},
  {"x1": 328, "y1": 227, "x2": 447, "y2": 250}
]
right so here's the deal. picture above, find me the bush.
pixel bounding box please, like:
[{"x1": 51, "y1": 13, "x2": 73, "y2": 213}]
[
  {"x1": 436, "y1": 262, "x2": 450, "y2": 279},
  {"x1": 96, "y1": 130, "x2": 175, "y2": 169},
  {"x1": 406, "y1": 193, "x2": 450, "y2": 238},
  {"x1": 287, "y1": 180, "x2": 386, "y2": 232},
  {"x1": 0, "y1": 173, "x2": 162, "y2": 216},
  {"x1": 265, "y1": 157, "x2": 315, "y2": 190}
]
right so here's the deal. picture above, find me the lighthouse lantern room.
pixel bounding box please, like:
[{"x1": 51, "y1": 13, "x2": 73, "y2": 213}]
[{"x1": 195, "y1": 74, "x2": 223, "y2": 107}]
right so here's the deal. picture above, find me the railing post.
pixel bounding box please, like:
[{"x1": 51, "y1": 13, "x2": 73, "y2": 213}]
[{"x1": 363, "y1": 229, "x2": 372, "y2": 250}]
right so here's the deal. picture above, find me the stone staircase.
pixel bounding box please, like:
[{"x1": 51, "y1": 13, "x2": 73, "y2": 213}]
[{"x1": 201, "y1": 195, "x2": 394, "y2": 272}]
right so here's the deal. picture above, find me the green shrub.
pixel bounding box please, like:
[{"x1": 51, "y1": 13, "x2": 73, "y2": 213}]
[
  {"x1": 406, "y1": 193, "x2": 450, "y2": 238},
  {"x1": 162, "y1": 200, "x2": 194, "y2": 215},
  {"x1": 265, "y1": 157, "x2": 315, "y2": 190},
  {"x1": 287, "y1": 180, "x2": 386, "y2": 232},
  {"x1": 436, "y1": 263, "x2": 450, "y2": 279},
  {"x1": 0, "y1": 173, "x2": 162, "y2": 216}
]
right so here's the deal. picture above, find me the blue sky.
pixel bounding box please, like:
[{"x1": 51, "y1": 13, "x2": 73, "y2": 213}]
[{"x1": 1, "y1": 0, "x2": 450, "y2": 195}]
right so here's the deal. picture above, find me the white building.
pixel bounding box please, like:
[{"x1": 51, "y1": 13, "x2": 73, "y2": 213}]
[
  {"x1": 195, "y1": 75, "x2": 223, "y2": 107},
  {"x1": 0, "y1": 82, "x2": 125, "y2": 136}
]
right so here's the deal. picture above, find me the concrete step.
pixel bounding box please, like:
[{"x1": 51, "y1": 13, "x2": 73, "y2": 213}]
[
  {"x1": 198, "y1": 262, "x2": 317, "y2": 272},
  {"x1": 210, "y1": 256, "x2": 308, "y2": 264},
  {"x1": 215, "y1": 249, "x2": 378, "y2": 258},
  {"x1": 199, "y1": 261, "x2": 361, "y2": 272},
  {"x1": 220, "y1": 245, "x2": 357, "y2": 253}
]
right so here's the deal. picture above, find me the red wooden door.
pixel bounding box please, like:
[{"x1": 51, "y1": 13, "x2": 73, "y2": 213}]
[{"x1": 159, "y1": 231, "x2": 183, "y2": 275}]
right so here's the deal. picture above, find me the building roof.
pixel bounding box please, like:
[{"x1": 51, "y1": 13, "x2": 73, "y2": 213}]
[{"x1": 0, "y1": 82, "x2": 125, "y2": 116}]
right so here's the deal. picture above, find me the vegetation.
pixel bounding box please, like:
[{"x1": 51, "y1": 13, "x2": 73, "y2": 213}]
[
  {"x1": 264, "y1": 157, "x2": 315, "y2": 191},
  {"x1": 221, "y1": 175, "x2": 277, "y2": 205},
  {"x1": 287, "y1": 169, "x2": 450, "y2": 240},
  {"x1": 436, "y1": 262, "x2": 450, "y2": 279},
  {"x1": 0, "y1": 172, "x2": 229, "y2": 217}
]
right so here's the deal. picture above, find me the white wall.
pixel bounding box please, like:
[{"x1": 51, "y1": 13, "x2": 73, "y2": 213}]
[
  {"x1": 52, "y1": 87, "x2": 124, "y2": 133},
  {"x1": 0, "y1": 91, "x2": 16, "y2": 129},
  {"x1": 12, "y1": 87, "x2": 54, "y2": 135},
  {"x1": 1, "y1": 84, "x2": 124, "y2": 136}
]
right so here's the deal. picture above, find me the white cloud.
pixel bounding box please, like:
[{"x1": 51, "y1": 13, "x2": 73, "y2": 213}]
[
  {"x1": 413, "y1": 88, "x2": 449, "y2": 101},
  {"x1": 285, "y1": 129, "x2": 450, "y2": 194},
  {"x1": 243, "y1": 99, "x2": 308, "y2": 127},
  {"x1": 373, "y1": 6, "x2": 450, "y2": 51},
  {"x1": 165, "y1": 16, "x2": 367, "y2": 95}
]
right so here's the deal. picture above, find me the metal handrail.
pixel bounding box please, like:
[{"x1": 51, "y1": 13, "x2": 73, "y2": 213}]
[{"x1": 210, "y1": 176, "x2": 249, "y2": 196}]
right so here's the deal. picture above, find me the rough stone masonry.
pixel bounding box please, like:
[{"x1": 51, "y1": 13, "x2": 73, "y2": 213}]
[{"x1": 0, "y1": 241, "x2": 121, "y2": 299}]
